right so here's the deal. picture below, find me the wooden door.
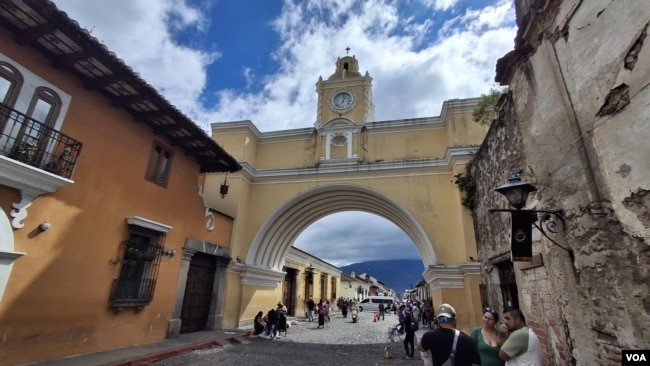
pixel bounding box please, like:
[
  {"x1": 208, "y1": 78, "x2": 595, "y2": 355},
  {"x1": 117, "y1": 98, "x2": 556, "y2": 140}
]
[{"x1": 180, "y1": 253, "x2": 216, "y2": 334}]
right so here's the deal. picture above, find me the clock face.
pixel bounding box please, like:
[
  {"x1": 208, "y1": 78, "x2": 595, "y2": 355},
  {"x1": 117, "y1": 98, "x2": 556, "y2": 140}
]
[{"x1": 332, "y1": 92, "x2": 353, "y2": 110}]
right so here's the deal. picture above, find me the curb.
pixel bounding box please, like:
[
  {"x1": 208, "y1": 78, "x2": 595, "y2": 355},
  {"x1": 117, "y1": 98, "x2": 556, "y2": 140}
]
[{"x1": 111, "y1": 331, "x2": 253, "y2": 366}]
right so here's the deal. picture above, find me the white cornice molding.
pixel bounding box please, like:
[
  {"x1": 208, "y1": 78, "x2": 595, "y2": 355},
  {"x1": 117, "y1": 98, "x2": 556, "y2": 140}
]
[
  {"x1": 235, "y1": 146, "x2": 477, "y2": 183},
  {"x1": 126, "y1": 215, "x2": 172, "y2": 233},
  {"x1": 211, "y1": 120, "x2": 315, "y2": 144},
  {"x1": 286, "y1": 247, "x2": 342, "y2": 275},
  {"x1": 424, "y1": 262, "x2": 482, "y2": 290},
  {"x1": 210, "y1": 97, "x2": 480, "y2": 142},
  {"x1": 230, "y1": 263, "x2": 286, "y2": 288},
  {"x1": 0, "y1": 156, "x2": 74, "y2": 229}
]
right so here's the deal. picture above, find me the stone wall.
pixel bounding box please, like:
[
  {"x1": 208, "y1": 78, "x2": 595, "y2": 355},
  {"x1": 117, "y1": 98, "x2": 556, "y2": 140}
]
[{"x1": 471, "y1": 1, "x2": 649, "y2": 365}]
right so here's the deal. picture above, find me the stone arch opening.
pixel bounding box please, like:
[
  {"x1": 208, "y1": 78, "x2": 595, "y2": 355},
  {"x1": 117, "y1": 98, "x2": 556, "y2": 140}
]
[{"x1": 245, "y1": 184, "x2": 437, "y2": 272}]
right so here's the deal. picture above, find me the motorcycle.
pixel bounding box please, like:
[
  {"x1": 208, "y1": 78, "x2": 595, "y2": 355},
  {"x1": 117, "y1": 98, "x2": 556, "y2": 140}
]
[{"x1": 351, "y1": 307, "x2": 359, "y2": 323}]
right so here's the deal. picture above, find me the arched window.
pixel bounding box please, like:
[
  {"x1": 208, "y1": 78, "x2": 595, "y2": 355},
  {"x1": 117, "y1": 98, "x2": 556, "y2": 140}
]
[
  {"x1": 12, "y1": 87, "x2": 62, "y2": 164},
  {"x1": 0, "y1": 62, "x2": 23, "y2": 131},
  {"x1": 27, "y1": 87, "x2": 61, "y2": 127}
]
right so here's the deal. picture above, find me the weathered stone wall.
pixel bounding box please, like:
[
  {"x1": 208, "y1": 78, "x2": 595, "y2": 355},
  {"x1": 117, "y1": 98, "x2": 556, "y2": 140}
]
[{"x1": 471, "y1": 1, "x2": 649, "y2": 365}]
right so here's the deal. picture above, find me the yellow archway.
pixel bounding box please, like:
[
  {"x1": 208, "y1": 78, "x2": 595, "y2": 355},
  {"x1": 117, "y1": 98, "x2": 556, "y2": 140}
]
[
  {"x1": 209, "y1": 55, "x2": 486, "y2": 331},
  {"x1": 247, "y1": 184, "x2": 437, "y2": 269}
]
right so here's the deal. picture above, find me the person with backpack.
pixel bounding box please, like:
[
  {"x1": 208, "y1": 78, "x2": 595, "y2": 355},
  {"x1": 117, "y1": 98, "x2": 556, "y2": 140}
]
[{"x1": 418, "y1": 303, "x2": 481, "y2": 366}]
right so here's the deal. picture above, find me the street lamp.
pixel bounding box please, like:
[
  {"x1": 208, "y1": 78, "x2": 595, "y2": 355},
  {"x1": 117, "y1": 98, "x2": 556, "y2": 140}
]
[
  {"x1": 220, "y1": 173, "x2": 229, "y2": 198},
  {"x1": 305, "y1": 263, "x2": 314, "y2": 284},
  {"x1": 489, "y1": 171, "x2": 568, "y2": 261}
]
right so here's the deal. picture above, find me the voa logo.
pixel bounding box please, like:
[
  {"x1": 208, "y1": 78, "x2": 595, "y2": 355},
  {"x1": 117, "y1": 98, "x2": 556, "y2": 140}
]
[
  {"x1": 626, "y1": 354, "x2": 646, "y2": 362},
  {"x1": 622, "y1": 350, "x2": 649, "y2": 365}
]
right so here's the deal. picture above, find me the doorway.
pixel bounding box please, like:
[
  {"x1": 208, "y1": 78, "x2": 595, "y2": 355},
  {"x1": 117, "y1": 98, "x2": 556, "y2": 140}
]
[{"x1": 180, "y1": 252, "x2": 216, "y2": 334}]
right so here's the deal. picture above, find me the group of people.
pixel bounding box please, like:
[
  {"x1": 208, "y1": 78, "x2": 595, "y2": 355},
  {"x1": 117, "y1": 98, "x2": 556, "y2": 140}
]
[
  {"x1": 306, "y1": 296, "x2": 331, "y2": 328},
  {"x1": 415, "y1": 303, "x2": 543, "y2": 366},
  {"x1": 253, "y1": 301, "x2": 289, "y2": 339}
]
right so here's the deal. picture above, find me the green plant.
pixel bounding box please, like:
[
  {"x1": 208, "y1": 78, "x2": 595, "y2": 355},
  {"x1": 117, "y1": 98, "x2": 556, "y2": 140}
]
[
  {"x1": 472, "y1": 87, "x2": 507, "y2": 126},
  {"x1": 453, "y1": 159, "x2": 477, "y2": 210},
  {"x1": 11, "y1": 139, "x2": 38, "y2": 162}
]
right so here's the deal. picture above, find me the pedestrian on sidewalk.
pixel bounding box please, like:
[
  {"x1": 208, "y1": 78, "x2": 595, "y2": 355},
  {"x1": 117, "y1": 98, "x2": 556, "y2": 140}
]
[
  {"x1": 378, "y1": 302, "x2": 385, "y2": 320},
  {"x1": 317, "y1": 303, "x2": 326, "y2": 328},
  {"x1": 397, "y1": 307, "x2": 415, "y2": 359},
  {"x1": 277, "y1": 302, "x2": 288, "y2": 337},
  {"x1": 306, "y1": 296, "x2": 315, "y2": 322}
]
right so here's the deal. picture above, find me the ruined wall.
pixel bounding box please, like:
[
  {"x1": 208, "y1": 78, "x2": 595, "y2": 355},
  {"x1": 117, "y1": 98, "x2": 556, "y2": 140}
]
[{"x1": 472, "y1": 1, "x2": 649, "y2": 365}]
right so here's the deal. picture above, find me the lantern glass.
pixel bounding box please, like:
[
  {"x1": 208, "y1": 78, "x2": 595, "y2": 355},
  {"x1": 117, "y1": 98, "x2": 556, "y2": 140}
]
[{"x1": 495, "y1": 179, "x2": 537, "y2": 209}]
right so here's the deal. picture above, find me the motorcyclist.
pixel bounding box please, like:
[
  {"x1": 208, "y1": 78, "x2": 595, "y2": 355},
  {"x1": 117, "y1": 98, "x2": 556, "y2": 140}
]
[{"x1": 350, "y1": 301, "x2": 360, "y2": 323}]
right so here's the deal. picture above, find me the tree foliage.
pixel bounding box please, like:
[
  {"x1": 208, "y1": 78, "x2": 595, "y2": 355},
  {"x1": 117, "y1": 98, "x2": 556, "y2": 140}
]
[
  {"x1": 472, "y1": 87, "x2": 506, "y2": 126},
  {"x1": 453, "y1": 158, "x2": 476, "y2": 210}
]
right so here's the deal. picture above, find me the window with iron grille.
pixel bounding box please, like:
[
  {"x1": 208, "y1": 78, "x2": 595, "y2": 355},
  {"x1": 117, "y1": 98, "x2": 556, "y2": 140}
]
[
  {"x1": 109, "y1": 226, "x2": 164, "y2": 309},
  {"x1": 145, "y1": 142, "x2": 173, "y2": 187}
]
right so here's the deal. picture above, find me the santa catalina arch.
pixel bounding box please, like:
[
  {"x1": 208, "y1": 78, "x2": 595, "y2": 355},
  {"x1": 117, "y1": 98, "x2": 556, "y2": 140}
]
[{"x1": 207, "y1": 54, "x2": 487, "y2": 331}]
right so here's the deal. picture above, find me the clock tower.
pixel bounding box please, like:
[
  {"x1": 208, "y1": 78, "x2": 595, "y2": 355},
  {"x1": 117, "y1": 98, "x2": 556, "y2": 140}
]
[{"x1": 314, "y1": 52, "x2": 374, "y2": 164}]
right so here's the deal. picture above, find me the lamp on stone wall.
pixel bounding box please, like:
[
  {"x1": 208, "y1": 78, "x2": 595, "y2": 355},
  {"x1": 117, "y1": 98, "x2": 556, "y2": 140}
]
[
  {"x1": 220, "y1": 173, "x2": 229, "y2": 198},
  {"x1": 305, "y1": 263, "x2": 314, "y2": 284},
  {"x1": 489, "y1": 171, "x2": 569, "y2": 261}
]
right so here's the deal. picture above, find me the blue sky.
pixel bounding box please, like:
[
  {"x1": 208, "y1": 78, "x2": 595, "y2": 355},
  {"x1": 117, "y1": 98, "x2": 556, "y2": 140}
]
[{"x1": 52, "y1": 0, "x2": 516, "y2": 267}]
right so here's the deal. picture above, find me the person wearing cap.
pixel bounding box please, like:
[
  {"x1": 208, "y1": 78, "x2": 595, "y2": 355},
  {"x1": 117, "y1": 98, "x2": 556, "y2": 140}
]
[
  {"x1": 418, "y1": 303, "x2": 481, "y2": 366},
  {"x1": 498, "y1": 308, "x2": 543, "y2": 365}
]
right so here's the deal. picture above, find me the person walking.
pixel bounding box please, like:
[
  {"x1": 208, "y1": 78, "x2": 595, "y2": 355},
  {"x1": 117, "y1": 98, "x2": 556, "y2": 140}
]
[
  {"x1": 378, "y1": 302, "x2": 385, "y2": 320},
  {"x1": 412, "y1": 302, "x2": 421, "y2": 328},
  {"x1": 397, "y1": 307, "x2": 416, "y2": 359},
  {"x1": 418, "y1": 303, "x2": 481, "y2": 366},
  {"x1": 306, "y1": 296, "x2": 315, "y2": 322},
  {"x1": 421, "y1": 301, "x2": 429, "y2": 328},
  {"x1": 471, "y1": 307, "x2": 506, "y2": 366},
  {"x1": 317, "y1": 303, "x2": 326, "y2": 328},
  {"x1": 341, "y1": 300, "x2": 348, "y2": 319},
  {"x1": 325, "y1": 300, "x2": 331, "y2": 322},
  {"x1": 499, "y1": 308, "x2": 543, "y2": 365}
]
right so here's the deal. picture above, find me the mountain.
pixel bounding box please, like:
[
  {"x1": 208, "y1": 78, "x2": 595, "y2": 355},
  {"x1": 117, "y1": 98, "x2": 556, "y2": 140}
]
[{"x1": 340, "y1": 259, "x2": 425, "y2": 295}]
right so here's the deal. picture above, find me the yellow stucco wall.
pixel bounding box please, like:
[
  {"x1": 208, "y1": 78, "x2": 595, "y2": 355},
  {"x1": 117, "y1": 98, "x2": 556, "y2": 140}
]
[{"x1": 0, "y1": 29, "x2": 233, "y2": 364}]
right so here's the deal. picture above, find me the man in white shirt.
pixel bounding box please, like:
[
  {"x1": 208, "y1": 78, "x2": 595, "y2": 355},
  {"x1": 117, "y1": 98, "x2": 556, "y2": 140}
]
[{"x1": 499, "y1": 308, "x2": 544, "y2": 366}]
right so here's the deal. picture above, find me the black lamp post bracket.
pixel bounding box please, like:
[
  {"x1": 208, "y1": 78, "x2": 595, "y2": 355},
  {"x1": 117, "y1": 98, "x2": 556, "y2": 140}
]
[{"x1": 488, "y1": 208, "x2": 569, "y2": 253}]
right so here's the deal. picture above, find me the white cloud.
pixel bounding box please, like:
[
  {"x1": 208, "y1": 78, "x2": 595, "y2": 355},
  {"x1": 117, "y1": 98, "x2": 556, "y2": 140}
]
[
  {"x1": 294, "y1": 212, "x2": 420, "y2": 266},
  {"x1": 54, "y1": 0, "x2": 219, "y2": 115},
  {"x1": 53, "y1": 0, "x2": 515, "y2": 131}
]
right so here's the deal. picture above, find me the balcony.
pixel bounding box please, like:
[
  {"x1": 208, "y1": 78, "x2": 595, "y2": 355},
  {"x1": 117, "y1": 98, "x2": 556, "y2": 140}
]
[
  {"x1": 0, "y1": 103, "x2": 83, "y2": 229},
  {"x1": 0, "y1": 103, "x2": 82, "y2": 179}
]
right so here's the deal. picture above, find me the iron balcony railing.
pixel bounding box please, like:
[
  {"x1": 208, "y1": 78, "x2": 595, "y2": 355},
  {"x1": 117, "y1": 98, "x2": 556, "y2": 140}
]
[{"x1": 0, "y1": 103, "x2": 82, "y2": 179}]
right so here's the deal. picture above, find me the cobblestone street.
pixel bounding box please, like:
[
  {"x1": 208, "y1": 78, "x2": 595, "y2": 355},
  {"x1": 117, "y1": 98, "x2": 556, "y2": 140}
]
[{"x1": 155, "y1": 311, "x2": 431, "y2": 365}]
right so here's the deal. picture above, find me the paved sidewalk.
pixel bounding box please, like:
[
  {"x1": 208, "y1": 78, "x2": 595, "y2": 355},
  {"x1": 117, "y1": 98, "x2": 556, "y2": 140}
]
[{"x1": 25, "y1": 328, "x2": 255, "y2": 366}]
